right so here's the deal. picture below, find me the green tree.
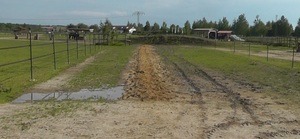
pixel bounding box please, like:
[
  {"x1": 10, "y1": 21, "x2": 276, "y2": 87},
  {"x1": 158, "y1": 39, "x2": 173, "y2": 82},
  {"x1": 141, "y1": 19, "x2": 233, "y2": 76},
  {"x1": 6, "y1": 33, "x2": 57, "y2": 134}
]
[
  {"x1": 192, "y1": 21, "x2": 198, "y2": 29},
  {"x1": 0, "y1": 23, "x2": 6, "y2": 31},
  {"x1": 100, "y1": 19, "x2": 113, "y2": 40},
  {"x1": 217, "y1": 17, "x2": 230, "y2": 30},
  {"x1": 192, "y1": 18, "x2": 207, "y2": 29},
  {"x1": 67, "y1": 24, "x2": 76, "y2": 29},
  {"x1": 200, "y1": 17, "x2": 208, "y2": 28},
  {"x1": 183, "y1": 20, "x2": 191, "y2": 35},
  {"x1": 89, "y1": 24, "x2": 99, "y2": 32},
  {"x1": 161, "y1": 21, "x2": 168, "y2": 34},
  {"x1": 137, "y1": 23, "x2": 144, "y2": 32},
  {"x1": 265, "y1": 21, "x2": 274, "y2": 36},
  {"x1": 250, "y1": 15, "x2": 267, "y2": 36},
  {"x1": 144, "y1": 21, "x2": 151, "y2": 32},
  {"x1": 232, "y1": 14, "x2": 249, "y2": 36},
  {"x1": 294, "y1": 18, "x2": 300, "y2": 37},
  {"x1": 208, "y1": 21, "x2": 217, "y2": 28},
  {"x1": 77, "y1": 23, "x2": 88, "y2": 29},
  {"x1": 274, "y1": 16, "x2": 293, "y2": 36},
  {"x1": 152, "y1": 22, "x2": 160, "y2": 33},
  {"x1": 170, "y1": 24, "x2": 176, "y2": 34},
  {"x1": 100, "y1": 19, "x2": 112, "y2": 34}
]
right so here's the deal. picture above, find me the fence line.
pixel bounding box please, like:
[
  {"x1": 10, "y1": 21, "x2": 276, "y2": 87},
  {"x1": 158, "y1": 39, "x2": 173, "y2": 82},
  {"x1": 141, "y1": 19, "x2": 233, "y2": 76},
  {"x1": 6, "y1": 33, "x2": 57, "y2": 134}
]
[
  {"x1": 0, "y1": 30, "x2": 98, "y2": 80},
  {"x1": 246, "y1": 36, "x2": 300, "y2": 47},
  {"x1": 215, "y1": 41, "x2": 299, "y2": 68}
]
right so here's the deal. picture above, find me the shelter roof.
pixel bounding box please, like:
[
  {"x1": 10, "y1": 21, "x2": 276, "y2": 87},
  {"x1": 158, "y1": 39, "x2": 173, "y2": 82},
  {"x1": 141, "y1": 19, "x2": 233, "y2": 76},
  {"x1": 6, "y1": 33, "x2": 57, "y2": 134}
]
[
  {"x1": 218, "y1": 30, "x2": 232, "y2": 34},
  {"x1": 193, "y1": 28, "x2": 217, "y2": 32}
]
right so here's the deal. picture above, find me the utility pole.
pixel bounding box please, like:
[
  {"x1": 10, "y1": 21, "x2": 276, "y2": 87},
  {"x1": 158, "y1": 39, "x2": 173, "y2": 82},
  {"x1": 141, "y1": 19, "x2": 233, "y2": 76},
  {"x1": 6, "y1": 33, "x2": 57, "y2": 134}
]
[{"x1": 133, "y1": 11, "x2": 145, "y2": 26}]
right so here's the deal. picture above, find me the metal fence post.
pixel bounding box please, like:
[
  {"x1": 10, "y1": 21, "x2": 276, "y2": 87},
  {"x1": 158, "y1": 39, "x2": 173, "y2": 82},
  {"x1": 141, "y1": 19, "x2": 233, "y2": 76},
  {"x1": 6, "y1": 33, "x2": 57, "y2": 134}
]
[
  {"x1": 29, "y1": 28, "x2": 34, "y2": 80},
  {"x1": 89, "y1": 32, "x2": 92, "y2": 54},
  {"x1": 76, "y1": 39, "x2": 79, "y2": 59},
  {"x1": 267, "y1": 45, "x2": 269, "y2": 61},
  {"x1": 125, "y1": 34, "x2": 127, "y2": 46},
  {"x1": 215, "y1": 38, "x2": 217, "y2": 48},
  {"x1": 248, "y1": 42, "x2": 251, "y2": 57},
  {"x1": 292, "y1": 47, "x2": 295, "y2": 68},
  {"x1": 67, "y1": 32, "x2": 70, "y2": 64},
  {"x1": 52, "y1": 30, "x2": 57, "y2": 70},
  {"x1": 84, "y1": 33, "x2": 87, "y2": 56},
  {"x1": 233, "y1": 40, "x2": 236, "y2": 53}
]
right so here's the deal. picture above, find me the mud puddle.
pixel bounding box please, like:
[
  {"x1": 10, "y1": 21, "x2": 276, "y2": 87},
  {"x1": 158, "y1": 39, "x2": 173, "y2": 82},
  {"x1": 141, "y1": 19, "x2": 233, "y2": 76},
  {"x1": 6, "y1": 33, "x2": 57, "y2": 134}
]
[{"x1": 12, "y1": 86, "x2": 124, "y2": 103}]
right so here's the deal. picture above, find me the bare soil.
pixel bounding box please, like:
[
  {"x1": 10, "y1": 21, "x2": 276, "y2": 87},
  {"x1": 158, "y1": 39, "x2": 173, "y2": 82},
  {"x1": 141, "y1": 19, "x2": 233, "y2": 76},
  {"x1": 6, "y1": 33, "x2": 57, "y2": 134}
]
[{"x1": 0, "y1": 45, "x2": 299, "y2": 139}]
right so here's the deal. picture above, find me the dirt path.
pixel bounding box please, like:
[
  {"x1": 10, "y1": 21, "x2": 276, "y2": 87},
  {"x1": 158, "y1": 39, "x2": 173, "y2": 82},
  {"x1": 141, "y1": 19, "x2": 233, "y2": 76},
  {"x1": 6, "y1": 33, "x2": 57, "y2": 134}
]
[
  {"x1": 0, "y1": 45, "x2": 299, "y2": 138},
  {"x1": 122, "y1": 45, "x2": 177, "y2": 100}
]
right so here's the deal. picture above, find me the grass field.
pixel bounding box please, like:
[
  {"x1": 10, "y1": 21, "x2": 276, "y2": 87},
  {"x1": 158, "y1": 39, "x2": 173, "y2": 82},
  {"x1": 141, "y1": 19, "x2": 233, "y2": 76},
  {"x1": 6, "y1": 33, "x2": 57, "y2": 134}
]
[
  {"x1": 1, "y1": 34, "x2": 300, "y2": 104},
  {"x1": 159, "y1": 45, "x2": 300, "y2": 104},
  {"x1": 0, "y1": 38, "x2": 99, "y2": 103}
]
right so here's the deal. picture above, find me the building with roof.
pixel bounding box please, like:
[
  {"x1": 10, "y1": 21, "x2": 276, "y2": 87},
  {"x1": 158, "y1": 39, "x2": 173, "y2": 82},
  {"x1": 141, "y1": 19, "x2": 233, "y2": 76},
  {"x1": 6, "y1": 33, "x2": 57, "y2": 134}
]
[
  {"x1": 193, "y1": 28, "x2": 218, "y2": 39},
  {"x1": 217, "y1": 30, "x2": 233, "y2": 41}
]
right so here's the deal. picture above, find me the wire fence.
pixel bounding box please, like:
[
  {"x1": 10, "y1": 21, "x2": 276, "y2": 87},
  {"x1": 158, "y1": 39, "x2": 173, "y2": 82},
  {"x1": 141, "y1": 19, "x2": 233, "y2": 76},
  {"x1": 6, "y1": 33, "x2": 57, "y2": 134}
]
[
  {"x1": 214, "y1": 41, "x2": 300, "y2": 68},
  {"x1": 0, "y1": 30, "x2": 99, "y2": 81},
  {"x1": 246, "y1": 36, "x2": 300, "y2": 48}
]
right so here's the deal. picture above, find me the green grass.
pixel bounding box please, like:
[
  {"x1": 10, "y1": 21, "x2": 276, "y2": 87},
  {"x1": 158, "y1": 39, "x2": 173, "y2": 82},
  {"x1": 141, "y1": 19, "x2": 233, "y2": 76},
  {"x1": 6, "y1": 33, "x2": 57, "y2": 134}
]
[
  {"x1": 216, "y1": 41, "x2": 294, "y2": 53},
  {"x1": 0, "y1": 33, "x2": 13, "y2": 38},
  {"x1": 0, "y1": 39, "x2": 99, "y2": 103},
  {"x1": 67, "y1": 45, "x2": 136, "y2": 90},
  {"x1": 161, "y1": 45, "x2": 300, "y2": 104}
]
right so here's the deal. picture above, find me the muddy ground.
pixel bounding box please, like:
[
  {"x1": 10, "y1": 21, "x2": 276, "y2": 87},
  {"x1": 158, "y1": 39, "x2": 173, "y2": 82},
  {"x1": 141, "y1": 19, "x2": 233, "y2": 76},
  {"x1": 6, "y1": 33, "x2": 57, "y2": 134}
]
[{"x1": 0, "y1": 45, "x2": 300, "y2": 139}]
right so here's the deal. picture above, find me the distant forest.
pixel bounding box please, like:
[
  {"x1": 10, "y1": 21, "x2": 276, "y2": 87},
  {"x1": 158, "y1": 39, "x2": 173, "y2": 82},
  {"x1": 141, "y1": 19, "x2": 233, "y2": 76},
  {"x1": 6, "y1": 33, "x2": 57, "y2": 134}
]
[
  {"x1": 0, "y1": 23, "x2": 45, "y2": 32},
  {"x1": 1, "y1": 14, "x2": 300, "y2": 37}
]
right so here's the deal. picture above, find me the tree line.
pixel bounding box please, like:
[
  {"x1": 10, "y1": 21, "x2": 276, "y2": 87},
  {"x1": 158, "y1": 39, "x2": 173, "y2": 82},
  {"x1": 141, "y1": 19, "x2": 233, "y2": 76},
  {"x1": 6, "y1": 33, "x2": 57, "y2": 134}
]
[
  {"x1": 128, "y1": 14, "x2": 300, "y2": 37},
  {"x1": 2, "y1": 14, "x2": 300, "y2": 37},
  {"x1": 0, "y1": 23, "x2": 44, "y2": 32}
]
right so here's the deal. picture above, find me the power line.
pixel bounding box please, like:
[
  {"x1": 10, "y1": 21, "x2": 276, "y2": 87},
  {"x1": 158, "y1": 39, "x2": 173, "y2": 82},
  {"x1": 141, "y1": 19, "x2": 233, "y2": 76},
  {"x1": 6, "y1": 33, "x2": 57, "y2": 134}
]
[{"x1": 132, "y1": 11, "x2": 145, "y2": 25}]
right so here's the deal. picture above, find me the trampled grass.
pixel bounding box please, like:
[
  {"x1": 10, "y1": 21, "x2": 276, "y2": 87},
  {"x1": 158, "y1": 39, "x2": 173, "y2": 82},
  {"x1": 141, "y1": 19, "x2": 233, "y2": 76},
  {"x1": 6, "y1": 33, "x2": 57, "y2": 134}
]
[
  {"x1": 66, "y1": 45, "x2": 136, "y2": 90},
  {"x1": 162, "y1": 45, "x2": 300, "y2": 104},
  {"x1": 0, "y1": 38, "x2": 98, "y2": 103}
]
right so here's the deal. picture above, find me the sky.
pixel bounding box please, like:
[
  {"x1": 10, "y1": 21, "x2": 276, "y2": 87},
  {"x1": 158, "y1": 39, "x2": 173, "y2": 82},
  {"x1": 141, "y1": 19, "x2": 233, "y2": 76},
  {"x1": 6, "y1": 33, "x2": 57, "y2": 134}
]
[{"x1": 0, "y1": 0, "x2": 300, "y2": 28}]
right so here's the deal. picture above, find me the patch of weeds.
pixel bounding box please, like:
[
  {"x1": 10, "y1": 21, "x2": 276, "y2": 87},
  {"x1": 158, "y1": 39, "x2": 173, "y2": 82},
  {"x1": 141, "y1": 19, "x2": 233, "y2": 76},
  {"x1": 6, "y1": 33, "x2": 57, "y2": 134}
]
[
  {"x1": 2, "y1": 125, "x2": 9, "y2": 130},
  {"x1": 96, "y1": 96, "x2": 107, "y2": 103},
  {"x1": 89, "y1": 107, "x2": 99, "y2": 116},
  {"x1": 250, "y1": 60, "x2": 258, "y2": 66},
  {"x1": 111, "y1": 42, "x2": 125, "y2": 46},
  {"x1": 0, "y1": 84, "x2": 11, "y2": 94},
  {"x1": 44, "y1": 101, "x2": 82, "y2": 117},
  {"x1": 20, "y1": 122, "x2": 31, "y2": 131}
]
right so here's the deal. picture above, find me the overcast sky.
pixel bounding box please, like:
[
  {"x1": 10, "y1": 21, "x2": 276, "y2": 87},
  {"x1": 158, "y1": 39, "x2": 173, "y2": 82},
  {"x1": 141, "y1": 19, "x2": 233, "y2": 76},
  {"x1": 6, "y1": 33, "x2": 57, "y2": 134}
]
[{"x1": 0, "y1": 0, "x2": 299, "y2": 28}]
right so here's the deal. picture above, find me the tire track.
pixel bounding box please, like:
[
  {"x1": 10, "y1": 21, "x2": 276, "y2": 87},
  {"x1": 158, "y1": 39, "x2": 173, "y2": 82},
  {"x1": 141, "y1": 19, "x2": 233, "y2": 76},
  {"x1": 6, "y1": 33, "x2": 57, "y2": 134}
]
[{"x1": 157, "y1": 45, "x2": 300, "y2": 138}]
